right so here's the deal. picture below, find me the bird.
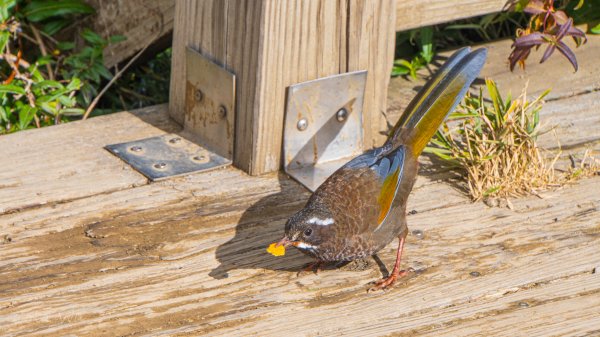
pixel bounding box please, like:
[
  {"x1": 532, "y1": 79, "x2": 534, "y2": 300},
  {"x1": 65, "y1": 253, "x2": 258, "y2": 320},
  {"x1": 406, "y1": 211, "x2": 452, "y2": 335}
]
[{"x1": 275, "y1": 47, "x2": 487, "y2": 291}]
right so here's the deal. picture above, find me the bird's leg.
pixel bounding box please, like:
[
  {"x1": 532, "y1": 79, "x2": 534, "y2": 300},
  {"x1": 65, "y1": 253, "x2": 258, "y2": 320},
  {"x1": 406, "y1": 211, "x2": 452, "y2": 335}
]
[
  {"x1": 297, "y1": 260, "x2": 324, "y2": 276},
  {"x1": 368, "y1": 234, "x2": 408, "y2": 292}
]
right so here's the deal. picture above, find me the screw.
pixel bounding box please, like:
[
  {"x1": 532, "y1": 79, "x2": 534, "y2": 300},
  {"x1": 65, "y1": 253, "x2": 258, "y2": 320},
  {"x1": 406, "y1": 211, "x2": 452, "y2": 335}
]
[
  {"x1": 169, "y1": 137, "x2": 181, "y2": 144},
  {"x1": 412, "y1": 229, "x2": 424, "y2": 239},
  {"x1": 130, "y1": 146, "x2": 142, "y2": 152},
  {"x1": 408, "y1": 210, "x2": 418, "y2": 215},
  {"x1": 193, "y1": 155, "x2": 206, "y2": 161},
  {"x1": 518, "y1": 301, "x2": 529, "y2": 308},
  {"x1": 470, "y1": 271, "x2": 481, "y2": 277},
  {"x1": 194, "y1": 89, "x2": 204, "y2": 102},
  {"x1": 218, "y1": 105, "x2": 227, "y2": 119},
  {"x1": 336, "y1": 108, "x2": 348, "y2": 122},
  {"x1": 297, "y1": 118, "x2": 308, "y2": 131},
  {"x1": 154, "y1": 163, "x2": 167, "y2": 169}
]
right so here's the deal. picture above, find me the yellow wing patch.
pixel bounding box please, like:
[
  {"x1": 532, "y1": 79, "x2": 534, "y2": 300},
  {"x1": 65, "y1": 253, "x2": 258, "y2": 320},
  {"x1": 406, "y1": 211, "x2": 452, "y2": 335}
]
[{"x1": 377, "y1": 167, "x2": 401, "y2": 224}]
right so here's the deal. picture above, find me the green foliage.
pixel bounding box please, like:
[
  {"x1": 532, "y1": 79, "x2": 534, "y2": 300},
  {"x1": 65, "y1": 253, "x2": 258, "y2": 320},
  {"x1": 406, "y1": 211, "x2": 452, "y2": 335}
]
[
  {"x1": 0, "y1": 0, "x2": 123, "y2": 134},
  {"x1": 392, "y1": 11, "x2": 529, "y2": 79},
  {"x1": 392, "y1": 27, "x2": 434, "y2": 79},
  {"x1": 98, "y1": 48, "x2": 172, "y2": 114},
  {"x1": 425, "y1": 80, "x2": 552, "y2": 200}
]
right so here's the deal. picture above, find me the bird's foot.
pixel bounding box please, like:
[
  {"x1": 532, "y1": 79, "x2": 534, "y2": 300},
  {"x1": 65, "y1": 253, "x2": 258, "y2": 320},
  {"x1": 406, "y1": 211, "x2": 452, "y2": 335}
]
[
  {"x1": 297, "y1": 261, "x2": 324, "y2": 276},
  {"x1": 367, "y1": 269, "x2": 409, "y2": 292}
]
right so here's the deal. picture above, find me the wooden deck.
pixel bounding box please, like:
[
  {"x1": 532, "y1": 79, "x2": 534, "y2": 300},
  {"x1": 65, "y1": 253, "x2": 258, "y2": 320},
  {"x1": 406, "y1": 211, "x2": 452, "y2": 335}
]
[{"x1": 1, "y1": 37, "x2": 600, "y2": 336}]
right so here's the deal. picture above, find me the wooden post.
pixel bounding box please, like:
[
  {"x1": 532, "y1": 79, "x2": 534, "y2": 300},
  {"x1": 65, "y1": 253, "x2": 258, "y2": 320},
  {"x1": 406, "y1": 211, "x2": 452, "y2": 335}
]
[{"x1": 169, "y1": 1, "x2": 396, "y2": 175}]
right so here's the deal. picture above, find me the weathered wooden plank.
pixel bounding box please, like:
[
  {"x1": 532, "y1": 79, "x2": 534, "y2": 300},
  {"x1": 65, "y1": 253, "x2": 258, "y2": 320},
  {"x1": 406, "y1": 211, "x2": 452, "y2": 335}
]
[
  {"x1": 0, "y1": 104, "x2": 179, "y2": 215},
  {"x1": 423, "y1": 287, "x2": 600, "y2": 336},
  {"x1": 395, "y1": 0, "x2": 508, "y2": 31},
  {"x1": 1, "y1": 169, "x2": 597, "y2": 335},
  {"x1": 87, "y1": 0, "x2": 175, "y2": 68},
  {"x1": 169, "y1": 0, "x2": 396, "y2": 174}
]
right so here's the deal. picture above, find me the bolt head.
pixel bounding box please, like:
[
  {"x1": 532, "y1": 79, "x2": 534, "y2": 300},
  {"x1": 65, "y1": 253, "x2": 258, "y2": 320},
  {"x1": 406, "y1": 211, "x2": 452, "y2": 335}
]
[
  {"x1": 130, "y1": 146, "x2": 142, "y2": 152},
  {"x1": 518, "y1": 302, "x2": 529, "y2": 308},
  {"x1": 193, "y1": 155, "x2": 206, "y2": 161},
  {"x1": 297, "y1": 118, "x2": 308, "y2": 131},
  {"x1": 153, "y1": 162, "x2": 167, "y2": 169},
  {"x1": 218, "y1": 105, "x2": 227, "y2": 119},
  {"x1": 336, "y1": 108, "x2": 348, "y2": 122},
  {"x1": 169, "y1": 137, "x2": 181, "y2": 144},
  {"x1": 470, "y1": 271, "x2": 481, "y2": 277},
  {"x1": 194, "y1": 89, "x2": 204, "y2": 102}
]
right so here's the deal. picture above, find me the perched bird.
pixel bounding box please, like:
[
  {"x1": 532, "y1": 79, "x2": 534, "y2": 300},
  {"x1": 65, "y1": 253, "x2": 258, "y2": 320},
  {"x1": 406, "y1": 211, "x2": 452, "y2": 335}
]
[{"x1": 276, "y1": 47, "x2": 487, "y2": 291}]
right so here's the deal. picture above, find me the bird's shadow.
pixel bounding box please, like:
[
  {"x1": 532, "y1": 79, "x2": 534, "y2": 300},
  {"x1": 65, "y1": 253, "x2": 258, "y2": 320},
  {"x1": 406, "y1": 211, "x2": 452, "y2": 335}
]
[
  {"x1": 209, "y1": 173, "x2": 390, "y2": 279},
  {"x1": 209, "y1": 173, "x2": 313, "y2": 279}
]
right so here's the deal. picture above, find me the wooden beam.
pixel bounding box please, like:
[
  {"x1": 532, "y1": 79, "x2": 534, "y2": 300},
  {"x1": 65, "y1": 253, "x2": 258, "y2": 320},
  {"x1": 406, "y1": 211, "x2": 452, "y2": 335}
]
[
  {"x1": 86, "y1": 0, "x2": 175, "y2": 68},
  {"x1": 395, "y1": 0, "x2": 509, "y2": 31},
  {"x1": 169, "y1": 0, "x2": 396, "y2": 175}
]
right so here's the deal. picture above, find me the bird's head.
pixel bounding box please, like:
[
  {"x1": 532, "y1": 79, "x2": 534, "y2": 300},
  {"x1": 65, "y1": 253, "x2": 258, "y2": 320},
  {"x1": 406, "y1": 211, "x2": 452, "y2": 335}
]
[{"x1": 277, "y1": 207, "x2": 334, "y2": 255}]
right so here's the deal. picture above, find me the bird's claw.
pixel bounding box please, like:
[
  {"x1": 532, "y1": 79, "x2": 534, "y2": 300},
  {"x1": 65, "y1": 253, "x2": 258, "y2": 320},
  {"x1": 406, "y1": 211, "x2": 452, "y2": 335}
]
[
  {"x1": 367, "y1": 269, "x2": 409, "y2": 292},
  {"x1": 297, "y1": 261, "x2": 324, "y2": 277}
]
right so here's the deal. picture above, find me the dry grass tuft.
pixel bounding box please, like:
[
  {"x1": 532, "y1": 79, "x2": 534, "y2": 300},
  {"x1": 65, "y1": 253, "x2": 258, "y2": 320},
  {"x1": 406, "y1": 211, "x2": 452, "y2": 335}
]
[{"x1": 426, "y1": 79, "x2": 598, "y2": 202}]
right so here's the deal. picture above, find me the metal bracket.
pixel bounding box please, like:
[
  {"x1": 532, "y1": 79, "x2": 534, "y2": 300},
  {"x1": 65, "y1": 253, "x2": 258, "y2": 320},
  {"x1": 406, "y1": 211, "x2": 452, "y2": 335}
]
[
  {"x1": 105, "y1": 47, "x2": 235, "y2": 181},
  {"x1": 105, "y1": 134, "x2": 230, "y2": 180},
  {"x1": 283, "y1": 70, "x2": 367, "y2": 191}
]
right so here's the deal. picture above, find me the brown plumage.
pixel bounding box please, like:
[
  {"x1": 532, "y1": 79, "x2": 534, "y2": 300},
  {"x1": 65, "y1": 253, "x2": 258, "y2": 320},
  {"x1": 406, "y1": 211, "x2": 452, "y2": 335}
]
[{"x1": 277, "y1": 47, "x2": 488, "y2": 291}]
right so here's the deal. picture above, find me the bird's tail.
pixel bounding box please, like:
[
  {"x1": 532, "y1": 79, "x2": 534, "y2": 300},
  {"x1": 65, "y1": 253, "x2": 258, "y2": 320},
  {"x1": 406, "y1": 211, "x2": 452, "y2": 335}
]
[{"x1": 387, "y1": 47, "x2": 487, "y2": 157}]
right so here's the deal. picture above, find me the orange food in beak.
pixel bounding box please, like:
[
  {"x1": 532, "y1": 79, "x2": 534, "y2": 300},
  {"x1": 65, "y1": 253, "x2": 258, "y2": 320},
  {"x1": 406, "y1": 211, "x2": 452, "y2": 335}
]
[{"x1": 267, "y1": 242, "x2": 286, "y2": 256}]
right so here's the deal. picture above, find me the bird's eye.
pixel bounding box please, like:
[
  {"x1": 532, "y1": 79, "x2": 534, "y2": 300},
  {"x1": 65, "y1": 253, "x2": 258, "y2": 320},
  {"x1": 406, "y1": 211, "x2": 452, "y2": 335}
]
[{"x1": 303, "y1": 228, "x2": 313, "y2": 237}]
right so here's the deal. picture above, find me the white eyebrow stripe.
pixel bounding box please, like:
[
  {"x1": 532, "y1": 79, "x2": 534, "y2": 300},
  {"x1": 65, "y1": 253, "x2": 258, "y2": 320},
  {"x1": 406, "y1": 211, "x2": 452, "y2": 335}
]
[
  {"x1": 307, "y1": 217, "x2": 334, "y2": 226},
  {"x1": 296, "y1": 242, "x2": 318, "y2": 250}
]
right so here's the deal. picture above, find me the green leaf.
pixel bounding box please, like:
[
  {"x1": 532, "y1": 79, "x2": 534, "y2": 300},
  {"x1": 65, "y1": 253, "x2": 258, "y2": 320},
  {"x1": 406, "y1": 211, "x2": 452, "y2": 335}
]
[
  {"x1": 445, "y1": 24, "x2": 483, "y2": 30},
  {"x1": 591, "y1": 22, "x2": 600, "y2": 34},
  {"x1": 109, "y1": 35, "x2": 127, "y2": 44},
  {"x1": 17, "y1": 105, "x2": 37, "y2": 130},
  {"x1": 574, "y1": 0, "x2": 585, "y2": 10},
  {"x1": 66, "y1": 77, "x2": 82, "y2": 91},
  {"x1": 94, "y1": 63, "x2": 113, "y2": 81},
  {"x1": 0, "y1": 31, "x2": 10, "y2": 52},
  {"x1": 60, "y1": 108, "x2": 84, "y2": 116},
  {"x1": 57, "y1": 41, "x2": 76, "y2": 51},
  {"x1": 23, "y1": 0, "x2": 94, "y2": 22},
  {"x1": 391, "y1": 66, "x2": 409, "y2": 76},
  {"x1": 513, "y1": 0, "x2": 530, "y2": 12},
  {"x1": 42, "y1": 19, "x2": 70, "y2": 35},
  {"x1": 81, "y1": 28, "x2": 105, "y2": 45},
  {"x1": 34, "y1": 80, "x2": 64, "y2": 90},
  {"x1": 0, "y1": 84, "x2": 26, "y2": 95},
  {"x1": 483, "y1": 186, "x2": 500, "y2": 197},
  {"x1": 0, "y1": 0, "x2": 16, "y2": 21},
  {"x1": 419, "y1": 27, "x2": 434, "y2": 63},
  {"x1": 0, "y1": 105, "x2": 9, "y2": 122}
]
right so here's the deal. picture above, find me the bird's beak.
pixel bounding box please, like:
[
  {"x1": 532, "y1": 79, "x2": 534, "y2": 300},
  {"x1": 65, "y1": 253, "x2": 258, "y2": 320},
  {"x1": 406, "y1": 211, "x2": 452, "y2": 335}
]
[{"x1": 276, "y1": 237, "x2": 294, "y2": 247}]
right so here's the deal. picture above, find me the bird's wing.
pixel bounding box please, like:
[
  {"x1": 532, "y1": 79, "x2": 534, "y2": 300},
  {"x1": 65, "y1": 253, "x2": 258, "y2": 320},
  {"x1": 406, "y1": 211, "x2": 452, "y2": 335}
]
[
  {"x1": 364, "y1": 146, "x2": 405, "y2": 230},
  {"x1": 314, "y1": 146, "x2": 405, "y2": 234}
]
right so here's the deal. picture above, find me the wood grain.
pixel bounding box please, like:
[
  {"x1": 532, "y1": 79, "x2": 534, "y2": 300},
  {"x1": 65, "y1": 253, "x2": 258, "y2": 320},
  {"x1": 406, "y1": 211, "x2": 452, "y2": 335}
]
[
  {"x1": 169, "y1": 0, "x2": 396, "y2": 174},
  {"x1": 0, "y1": 104, "x2": 179, "y2": 215},
  {"x1": 1, "y1": 36, "x2": 600, "y2": 335},
  {"x1": 87, "y1": 0, "x2": 175, "y2": 68},
  {"x1": 395, "y1": 0, "x2": 509, "y2": 31},
  {"x1": 1, "y1": 91, "x2": 599, "y2": 335},
  {"x1": 1, "y1": 166, "x2": 598, "y2": 335}
]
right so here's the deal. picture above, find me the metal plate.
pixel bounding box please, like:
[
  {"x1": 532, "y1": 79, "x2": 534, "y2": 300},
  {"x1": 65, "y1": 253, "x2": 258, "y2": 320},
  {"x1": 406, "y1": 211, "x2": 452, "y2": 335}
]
[
  {"x1": 185, "y1": 47, "x2": 235, "y2": 158},
  {"x1": 283, "y1": 70, "x2": 367, "y2": 191},
  {"x1": 106, "y1": 48, "x2": 235, "y2": 181},
  {"x1": 105, "y1": 134, "x2": 231, "y2": 181}
]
